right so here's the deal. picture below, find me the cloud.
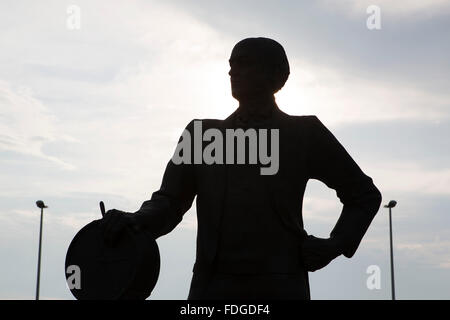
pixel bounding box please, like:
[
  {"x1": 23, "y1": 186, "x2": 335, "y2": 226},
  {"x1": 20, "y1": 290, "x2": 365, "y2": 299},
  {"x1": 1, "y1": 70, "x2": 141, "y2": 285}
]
[
  {"x1": 0, "y1": 80, "x2": 77, "y2": 170},
  {"x1": 164, "y1": 0, "x2": 450, "y2": 103},
  {"x1": 319, "y1": 0, "x2": 450, "y2": 17},
  {"x1": 178, "y1": 210, "x2": 198, "y2": 230},
  {"x1": 277, "y1": 58, "x2": 450, "y2": 126},
  {"x1": 0, "y1": 0, "x2": 237, "y2": 201},
  {"x1": 1, "y1": 0, "x2": 449, "y2": 299},
  {"x1": 366, "y1": 236, "x2": 450, "y2": 270},
  {"x1": 302, "y1": 194, "x2": 342, "y2": 226},
  {"x1": 373, "y1": 161, "x2": 450, "y2": 196}
]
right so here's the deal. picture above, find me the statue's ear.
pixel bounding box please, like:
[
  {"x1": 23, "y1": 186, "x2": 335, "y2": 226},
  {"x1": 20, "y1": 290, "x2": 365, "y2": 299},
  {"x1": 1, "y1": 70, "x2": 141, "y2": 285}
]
[{"x1": 272, "y1": 64, "x2": 286, "y2": 94}]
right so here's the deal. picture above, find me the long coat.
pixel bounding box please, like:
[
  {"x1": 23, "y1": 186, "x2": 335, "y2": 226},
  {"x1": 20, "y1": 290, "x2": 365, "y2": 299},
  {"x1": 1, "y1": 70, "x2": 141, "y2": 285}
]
[{"x1": 135, "y1": 104, "x2": 383, "y2": 297}]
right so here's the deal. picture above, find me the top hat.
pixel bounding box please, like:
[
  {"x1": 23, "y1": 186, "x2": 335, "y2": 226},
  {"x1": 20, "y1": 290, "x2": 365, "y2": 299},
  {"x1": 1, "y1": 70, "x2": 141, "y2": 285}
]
[{"x1": 65, "y1": 217, "x2": 160, "y2": 300}]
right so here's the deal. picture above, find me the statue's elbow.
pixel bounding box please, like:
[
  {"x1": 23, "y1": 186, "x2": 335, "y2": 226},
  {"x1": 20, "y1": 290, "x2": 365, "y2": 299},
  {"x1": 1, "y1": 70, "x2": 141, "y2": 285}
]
[{"x1": 372, "y1": 184, "x2": 383, "y2": 216}]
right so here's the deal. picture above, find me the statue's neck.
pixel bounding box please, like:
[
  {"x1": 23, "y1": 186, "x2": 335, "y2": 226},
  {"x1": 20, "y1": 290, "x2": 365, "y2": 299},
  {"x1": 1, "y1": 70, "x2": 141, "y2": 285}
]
[{"x1": 237, "y1": 94, "x2": 277, "y2": 116}]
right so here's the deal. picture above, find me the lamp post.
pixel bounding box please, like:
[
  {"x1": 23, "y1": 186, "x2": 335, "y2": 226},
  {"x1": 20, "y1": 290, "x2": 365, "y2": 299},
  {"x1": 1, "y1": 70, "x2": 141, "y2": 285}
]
[
  {"x1": 384, "y1": 200, "x2": 397, "y2": 300},
  {"x1": 35, "y1": 200, "x2": 48, "y2": 300}
]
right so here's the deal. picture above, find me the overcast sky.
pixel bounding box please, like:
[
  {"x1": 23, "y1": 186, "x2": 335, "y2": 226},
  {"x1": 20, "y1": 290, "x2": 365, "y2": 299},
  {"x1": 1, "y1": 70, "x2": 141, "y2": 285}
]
[{"x1": 0, "y1": 0, "x2": 449, "y2": 299}]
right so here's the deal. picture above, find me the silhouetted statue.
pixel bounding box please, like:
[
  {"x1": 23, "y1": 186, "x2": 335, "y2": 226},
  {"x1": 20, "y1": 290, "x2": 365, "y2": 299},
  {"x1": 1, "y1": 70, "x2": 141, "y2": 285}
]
[{"x1": 102, "y1": 37, "x2": 382, "y2": 299}]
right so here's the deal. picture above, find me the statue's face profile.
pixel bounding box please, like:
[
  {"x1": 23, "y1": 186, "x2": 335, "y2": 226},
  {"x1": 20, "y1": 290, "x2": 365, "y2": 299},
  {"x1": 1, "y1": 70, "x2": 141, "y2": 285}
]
[{"x1": 228, "y1": 42, "x2": 273, "y2": 101}]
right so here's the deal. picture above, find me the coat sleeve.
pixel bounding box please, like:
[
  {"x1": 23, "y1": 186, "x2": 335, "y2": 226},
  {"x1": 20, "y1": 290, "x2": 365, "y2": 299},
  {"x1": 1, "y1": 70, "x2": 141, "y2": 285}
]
[
  {"x1": 305, "y1": 116, "x2": 382, "y2": 258},
  {"x1": 133, "y1": 120, "x2": 197, "y2": 239}
]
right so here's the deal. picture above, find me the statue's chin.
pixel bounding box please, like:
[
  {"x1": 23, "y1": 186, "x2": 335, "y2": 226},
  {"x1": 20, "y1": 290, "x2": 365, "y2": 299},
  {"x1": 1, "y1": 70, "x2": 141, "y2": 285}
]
[
  {"x1": 231, "y1": 87, "x2": 256, "y2": 99},
  {"x1": 231, "y1": 89, "x2": 244, "y2": 101}
]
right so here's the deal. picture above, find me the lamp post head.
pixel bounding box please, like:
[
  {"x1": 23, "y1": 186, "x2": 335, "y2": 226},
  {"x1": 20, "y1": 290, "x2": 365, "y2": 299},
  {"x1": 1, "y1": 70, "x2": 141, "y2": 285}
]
[
  {"x1": 384, "y1": 200, "x2": 397, "y2": 208},
  {"x1": 36, "y1": 200, "x2": 48, "y2": 209}
]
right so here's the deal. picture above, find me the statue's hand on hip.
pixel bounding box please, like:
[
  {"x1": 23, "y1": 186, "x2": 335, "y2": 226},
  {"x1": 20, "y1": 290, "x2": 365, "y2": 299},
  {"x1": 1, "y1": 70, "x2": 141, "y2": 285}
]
[{"x1": 300, "y1": 235, "x2": 342, "y2": 272}]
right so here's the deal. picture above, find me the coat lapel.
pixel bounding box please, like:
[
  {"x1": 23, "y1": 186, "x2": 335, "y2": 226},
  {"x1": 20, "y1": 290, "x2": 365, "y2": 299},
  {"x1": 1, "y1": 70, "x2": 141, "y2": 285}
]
[
  {"x1": 210, "y1": 112, "x2": 235, "y2": 233},
  {"x1": 210, "y1": 105, "x2": 288, "y2": 231},
  {"x1": 202, "y1": 111, "x2": 234, "y2": 265}
]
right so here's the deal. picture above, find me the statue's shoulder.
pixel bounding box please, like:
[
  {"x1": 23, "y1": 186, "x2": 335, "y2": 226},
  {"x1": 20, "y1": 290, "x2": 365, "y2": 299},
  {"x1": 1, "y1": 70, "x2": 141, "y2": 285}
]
[
  {"x1": 183, "y1": 118, "x2": 223, "y2": 132},
  {"x1": 290, "y1": 115, "x2": 335, "y2": 141},
  {"x1": 281, "y1": 112, "x2": 320, "y2": 128},
  {"x1": 198, "y1": 118, "x2": 223, "y2": 127},
  {"x1": 290, "y1": 114, "x2": 318, "y2": 122}
]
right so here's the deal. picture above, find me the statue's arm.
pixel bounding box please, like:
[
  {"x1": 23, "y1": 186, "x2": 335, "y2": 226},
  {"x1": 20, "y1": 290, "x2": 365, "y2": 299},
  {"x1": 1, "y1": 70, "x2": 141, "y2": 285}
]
[
  {"x1": 306, "y1": 116, "x2": 382, "y2": 258},
  {"x1": 133, "y1": 120, "x2": 197, "y2": 239}
]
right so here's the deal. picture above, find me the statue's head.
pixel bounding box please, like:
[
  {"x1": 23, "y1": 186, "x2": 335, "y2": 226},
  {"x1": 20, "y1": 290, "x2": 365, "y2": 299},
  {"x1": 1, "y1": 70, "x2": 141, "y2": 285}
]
[{"x1": 228, "y1": 37, "x2": 290, "y2": 101}]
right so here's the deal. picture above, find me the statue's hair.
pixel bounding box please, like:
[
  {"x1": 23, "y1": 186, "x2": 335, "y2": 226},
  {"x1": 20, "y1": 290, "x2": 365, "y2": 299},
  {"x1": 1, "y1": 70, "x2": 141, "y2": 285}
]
[{"x1": 234, "y1": 37, "x2": 290, "y2": 93}]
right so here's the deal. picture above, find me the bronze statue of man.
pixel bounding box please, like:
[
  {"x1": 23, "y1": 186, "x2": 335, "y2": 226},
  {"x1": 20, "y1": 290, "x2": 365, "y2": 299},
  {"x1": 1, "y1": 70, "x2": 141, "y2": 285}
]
[{"x1": 102, "y1": 37, "x2": 382, "y2": 299}]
